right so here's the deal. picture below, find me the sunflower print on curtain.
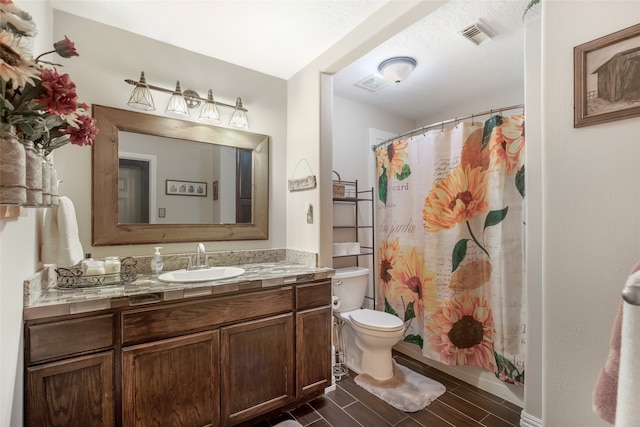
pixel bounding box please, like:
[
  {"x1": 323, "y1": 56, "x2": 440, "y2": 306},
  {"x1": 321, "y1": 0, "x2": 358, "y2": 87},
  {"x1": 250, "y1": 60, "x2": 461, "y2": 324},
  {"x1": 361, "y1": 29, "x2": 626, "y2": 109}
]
[{"x1": 375, "y1": 115, "x2": 525, "y2": 385}]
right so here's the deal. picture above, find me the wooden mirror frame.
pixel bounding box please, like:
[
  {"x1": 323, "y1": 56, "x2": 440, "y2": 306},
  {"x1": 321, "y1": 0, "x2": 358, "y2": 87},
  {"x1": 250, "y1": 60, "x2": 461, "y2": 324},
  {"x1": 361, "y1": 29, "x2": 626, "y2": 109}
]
[{"x1": 91, "y1": 105, "x2": 269, "y2": 245}]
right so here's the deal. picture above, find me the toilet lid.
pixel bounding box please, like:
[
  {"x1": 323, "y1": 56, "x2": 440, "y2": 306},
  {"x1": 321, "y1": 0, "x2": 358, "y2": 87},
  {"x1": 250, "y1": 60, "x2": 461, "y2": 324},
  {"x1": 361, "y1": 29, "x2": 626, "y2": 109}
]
[{"x1": 349, "y1": 309, "x2": 404, "y2": 332}]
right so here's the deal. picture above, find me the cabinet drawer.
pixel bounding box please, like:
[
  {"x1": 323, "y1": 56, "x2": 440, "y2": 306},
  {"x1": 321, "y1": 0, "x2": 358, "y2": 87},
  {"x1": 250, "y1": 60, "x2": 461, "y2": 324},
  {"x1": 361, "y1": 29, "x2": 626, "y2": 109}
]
[
  {"x1": 28, "y1": 314, "x2": 114, "y2": 363},
  {"x1": 296, "y1": 280, "x2": 331, "y2": 311},
  {"x1": 122, "y1": 287, "x2": 293, "y2": 344}
]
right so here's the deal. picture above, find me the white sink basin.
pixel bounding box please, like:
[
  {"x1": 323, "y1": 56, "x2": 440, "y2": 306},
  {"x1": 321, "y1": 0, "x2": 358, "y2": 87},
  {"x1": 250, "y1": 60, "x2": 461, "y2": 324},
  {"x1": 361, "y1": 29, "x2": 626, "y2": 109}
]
[{"x1": 158, "y1": 267, "x2": 245, "y2": 283}]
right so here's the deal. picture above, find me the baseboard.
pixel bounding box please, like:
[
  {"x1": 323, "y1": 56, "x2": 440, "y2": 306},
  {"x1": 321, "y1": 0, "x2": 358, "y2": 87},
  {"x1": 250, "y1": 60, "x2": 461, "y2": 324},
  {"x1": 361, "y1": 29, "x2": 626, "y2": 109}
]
[
  {"x1": 394, "y1": 342, "x2": 524, "y2": 407},
  {"x1": 520, "y1": 411, "x2": 543, "y2": 427}
]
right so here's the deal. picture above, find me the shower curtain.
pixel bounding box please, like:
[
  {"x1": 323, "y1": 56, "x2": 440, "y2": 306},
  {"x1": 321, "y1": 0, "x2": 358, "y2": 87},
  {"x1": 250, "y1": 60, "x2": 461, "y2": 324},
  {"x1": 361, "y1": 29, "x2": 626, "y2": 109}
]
[{"x1": 375, "y1": 115, "x2": 526, "y2": 385}]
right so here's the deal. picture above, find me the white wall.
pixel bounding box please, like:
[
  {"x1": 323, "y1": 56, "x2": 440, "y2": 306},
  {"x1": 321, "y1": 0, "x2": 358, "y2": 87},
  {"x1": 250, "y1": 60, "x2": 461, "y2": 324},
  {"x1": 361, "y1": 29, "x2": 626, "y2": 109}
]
[
  {"x1": 332, "y1": 95, "x2": 415, "y2": 186},
  {"x1": 51, "y1": 9, "x2": 288, "y2": 259},
  {"x1": 524, "y1": 16, "x2": 543, "y2": 424},
  {"x1": 541, "y1": 1, "x2": 640, "y2": 425}
]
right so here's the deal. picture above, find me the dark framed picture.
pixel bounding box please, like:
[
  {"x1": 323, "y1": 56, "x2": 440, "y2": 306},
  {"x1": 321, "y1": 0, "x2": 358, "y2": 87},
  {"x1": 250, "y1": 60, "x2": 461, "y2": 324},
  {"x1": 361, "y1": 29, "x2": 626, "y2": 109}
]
[
  {"x1": 574, "y1": 23, "x2": 640, "y2": 128},
  {"x1": 166, "y1": 179, "x2": 207, "y2": 197}
]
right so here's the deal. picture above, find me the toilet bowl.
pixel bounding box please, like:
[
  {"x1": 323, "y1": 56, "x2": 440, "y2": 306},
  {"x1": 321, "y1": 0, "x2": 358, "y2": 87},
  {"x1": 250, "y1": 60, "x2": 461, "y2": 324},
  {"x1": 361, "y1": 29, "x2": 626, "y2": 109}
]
[{"x1": 332, "y1": 267, "x2": 405, "y2": 381}]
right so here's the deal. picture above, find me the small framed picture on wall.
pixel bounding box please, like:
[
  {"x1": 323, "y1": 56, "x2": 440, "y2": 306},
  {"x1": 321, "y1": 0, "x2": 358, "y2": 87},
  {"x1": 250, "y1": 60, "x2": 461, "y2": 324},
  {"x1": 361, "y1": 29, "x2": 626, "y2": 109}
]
[{"x1": 166, "y1": 179, "x2": 207, "y2": 197}]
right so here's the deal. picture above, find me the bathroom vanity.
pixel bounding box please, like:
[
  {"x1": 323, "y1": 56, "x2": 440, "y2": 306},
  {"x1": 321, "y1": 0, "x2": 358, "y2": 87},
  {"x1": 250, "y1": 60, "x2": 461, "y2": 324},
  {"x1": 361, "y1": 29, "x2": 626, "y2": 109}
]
[{"x1": 23, "y1": 262, "x2": 333, "y2": 427}]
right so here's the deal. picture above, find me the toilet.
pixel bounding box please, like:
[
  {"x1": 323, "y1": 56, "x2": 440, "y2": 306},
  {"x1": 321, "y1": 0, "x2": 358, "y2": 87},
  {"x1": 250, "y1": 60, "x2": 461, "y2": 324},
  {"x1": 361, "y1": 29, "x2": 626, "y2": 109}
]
[{"x1": 332, "y1": 267, "x2": 404, "y2": 381}]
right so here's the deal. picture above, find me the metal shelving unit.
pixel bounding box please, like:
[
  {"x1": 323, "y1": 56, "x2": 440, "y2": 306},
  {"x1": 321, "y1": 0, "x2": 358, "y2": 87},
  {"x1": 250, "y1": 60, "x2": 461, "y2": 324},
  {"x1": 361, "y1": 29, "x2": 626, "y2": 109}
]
[{"x1": 332, "y1": 179, "x2": 375, "y2": 309}]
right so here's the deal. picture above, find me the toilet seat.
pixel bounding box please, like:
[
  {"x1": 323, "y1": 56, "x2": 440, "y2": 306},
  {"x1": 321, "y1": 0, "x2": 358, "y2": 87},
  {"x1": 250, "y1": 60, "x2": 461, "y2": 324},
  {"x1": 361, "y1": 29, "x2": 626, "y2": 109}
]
[{"x1": 349, "y1": 309, "x2": 404, "y2": 333}]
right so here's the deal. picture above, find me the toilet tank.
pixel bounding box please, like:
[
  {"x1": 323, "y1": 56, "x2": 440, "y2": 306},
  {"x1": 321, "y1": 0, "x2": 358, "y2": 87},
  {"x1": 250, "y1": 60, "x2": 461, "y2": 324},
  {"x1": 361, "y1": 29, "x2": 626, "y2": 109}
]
[{"x1": 332, "y1": 267, "x2": 369, "y2": 313}]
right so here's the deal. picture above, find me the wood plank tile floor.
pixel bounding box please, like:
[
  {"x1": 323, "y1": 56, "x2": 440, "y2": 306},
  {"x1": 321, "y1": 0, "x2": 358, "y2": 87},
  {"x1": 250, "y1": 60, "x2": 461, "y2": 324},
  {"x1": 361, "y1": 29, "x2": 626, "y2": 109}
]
[{"x1": 256, "y1": 353, "x2": 523, "y2": 427}]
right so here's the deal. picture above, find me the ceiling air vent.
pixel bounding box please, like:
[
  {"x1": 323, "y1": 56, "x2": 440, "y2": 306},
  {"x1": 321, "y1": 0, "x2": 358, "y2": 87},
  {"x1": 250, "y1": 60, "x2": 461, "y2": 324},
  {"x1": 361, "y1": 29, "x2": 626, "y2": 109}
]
[
  {"x1": 354, "y1": 74, "x2": 389, "y2": 92},
  {"x1": 460, "y1": 22, "x2": 492, "y2": 46}
]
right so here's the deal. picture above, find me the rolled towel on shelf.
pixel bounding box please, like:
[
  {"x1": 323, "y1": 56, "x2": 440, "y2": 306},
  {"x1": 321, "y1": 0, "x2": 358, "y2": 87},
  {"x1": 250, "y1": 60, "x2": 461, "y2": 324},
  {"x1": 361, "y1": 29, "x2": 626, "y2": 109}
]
[{"x1": 41, "y1": 196, "x2": 84, "y2": 267}]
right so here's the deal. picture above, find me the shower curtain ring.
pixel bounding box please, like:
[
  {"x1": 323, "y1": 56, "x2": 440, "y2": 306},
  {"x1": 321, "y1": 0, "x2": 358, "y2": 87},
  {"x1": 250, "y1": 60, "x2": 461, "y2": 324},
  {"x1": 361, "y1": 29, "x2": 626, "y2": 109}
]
[
  {"x1": 454, "y1": 117, "x2": 459, "y2": 128},
  {"x1": 471, "y1": 114, "x2": 474, "y2": 125},
  {"x1": 441, "y1": 121, "x2": 444, "y2": 132}
]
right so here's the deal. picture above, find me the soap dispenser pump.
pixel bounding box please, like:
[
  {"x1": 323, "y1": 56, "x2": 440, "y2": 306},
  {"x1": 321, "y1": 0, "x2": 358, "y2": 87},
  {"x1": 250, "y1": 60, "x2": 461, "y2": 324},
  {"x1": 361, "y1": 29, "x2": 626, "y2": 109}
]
[{"x1": 151, "y1": 247, "x2": 163, "y2": 277}]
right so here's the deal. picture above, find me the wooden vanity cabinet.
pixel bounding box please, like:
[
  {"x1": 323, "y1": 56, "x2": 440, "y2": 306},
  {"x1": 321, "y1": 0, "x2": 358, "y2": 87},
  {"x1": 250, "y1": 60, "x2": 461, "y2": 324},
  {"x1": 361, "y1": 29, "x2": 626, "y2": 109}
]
[
  {"x1": 295, "y1": 280, "x2": 333, "y2": 398},
  {"x1": 122, "y1": 331, "x2": 219, "y2": 427},
  {"x1": 26, "y1": 351, "x2": 114, "y2": 427},
  {"x1": 25, "y1": 314, "x2": 115, "y2": 427},
  {"x1": 25, "y1": 278, "x2": 332, "y2": 427},
  {"x1": 221, "y1": 314, "x2": 294, "y2": 426}
]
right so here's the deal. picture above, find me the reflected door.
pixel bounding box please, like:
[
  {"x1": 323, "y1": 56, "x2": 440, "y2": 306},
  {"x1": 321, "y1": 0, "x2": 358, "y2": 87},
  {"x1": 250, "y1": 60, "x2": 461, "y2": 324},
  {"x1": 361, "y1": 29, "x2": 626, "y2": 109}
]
[{"x1": 119, "y1": 159, "x2": 150, "y2": 224}]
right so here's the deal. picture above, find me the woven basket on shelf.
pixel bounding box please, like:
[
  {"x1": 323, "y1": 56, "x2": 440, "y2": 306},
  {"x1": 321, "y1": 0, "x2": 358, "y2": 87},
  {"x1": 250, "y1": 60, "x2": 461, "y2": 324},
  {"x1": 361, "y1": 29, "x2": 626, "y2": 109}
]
[{"x1": 332, "y1": 170, "x2": 345, "y2": 198}]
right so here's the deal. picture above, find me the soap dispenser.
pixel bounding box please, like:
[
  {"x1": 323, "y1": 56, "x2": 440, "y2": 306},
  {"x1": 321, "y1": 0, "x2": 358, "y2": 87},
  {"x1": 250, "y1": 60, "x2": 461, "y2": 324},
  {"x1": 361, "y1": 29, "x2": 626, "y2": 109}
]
[{"x1": 151, "y1": 247, "x2": 163, "y2": 277}]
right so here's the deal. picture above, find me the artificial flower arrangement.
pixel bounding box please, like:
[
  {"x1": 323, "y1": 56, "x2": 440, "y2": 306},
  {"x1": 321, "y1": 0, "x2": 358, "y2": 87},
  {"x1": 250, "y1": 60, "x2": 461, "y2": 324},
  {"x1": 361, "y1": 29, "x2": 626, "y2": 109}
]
[{"x1": 0, "y1": 0, "x2": 98, "y2": 154}]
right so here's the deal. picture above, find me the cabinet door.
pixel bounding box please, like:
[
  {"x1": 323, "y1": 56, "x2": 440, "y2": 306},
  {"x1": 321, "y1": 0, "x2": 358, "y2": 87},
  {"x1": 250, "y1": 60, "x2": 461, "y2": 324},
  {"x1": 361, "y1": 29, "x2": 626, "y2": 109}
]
[
  {"x1": 221, "y1": 313, "x2": 294, "y2": 426},
  {"x1": 296, "y1": 306, "x2": 332, "y2": 397},
  {"x1": 26, "y1": 351, "x2": 114, "y2": 427},
  {"x1": 122, "y1": 331, "x2": 219, "y2": 427}
]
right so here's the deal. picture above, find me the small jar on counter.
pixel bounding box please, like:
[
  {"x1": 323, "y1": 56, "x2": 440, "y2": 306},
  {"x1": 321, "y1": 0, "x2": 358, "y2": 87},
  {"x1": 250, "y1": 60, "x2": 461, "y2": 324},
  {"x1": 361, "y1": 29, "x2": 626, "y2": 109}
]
[
  {"x1": 85, "y1": 260, "x2": 106, "y2": 276},
  {"x1": 104, "y1": 256, "x2": 121, "y2": 274},
  {"x1": 80, "y1": 257, "x2": 94, "y2": 274}
]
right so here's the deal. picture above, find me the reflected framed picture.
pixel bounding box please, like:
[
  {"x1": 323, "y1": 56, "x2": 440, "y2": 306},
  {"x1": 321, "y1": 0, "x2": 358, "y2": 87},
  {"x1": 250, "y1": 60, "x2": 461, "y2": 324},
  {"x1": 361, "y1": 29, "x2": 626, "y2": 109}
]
[
  {"x1": 574, "y1": 23, "x2": 640, "y2": 128},
  {"x1": 166, "y1": 179, "x2": 207, "y2": 197}
]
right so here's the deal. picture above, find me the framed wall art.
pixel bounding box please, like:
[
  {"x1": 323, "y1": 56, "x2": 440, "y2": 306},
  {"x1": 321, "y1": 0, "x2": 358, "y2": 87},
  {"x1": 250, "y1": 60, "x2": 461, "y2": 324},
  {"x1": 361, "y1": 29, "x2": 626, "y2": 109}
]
[
  {"x1": 574, "y1": 23, "x2": 640, "y2": 127},
  {"x1": 166, "y1": 179, "x2": 207, "y2": 197}
]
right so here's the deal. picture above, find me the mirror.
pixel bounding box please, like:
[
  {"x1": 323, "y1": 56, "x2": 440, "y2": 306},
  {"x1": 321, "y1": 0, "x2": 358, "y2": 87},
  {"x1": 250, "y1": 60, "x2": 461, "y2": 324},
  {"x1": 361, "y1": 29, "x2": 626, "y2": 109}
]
[{"x1": 92, "y1": 105, "x2": 269, "y2": 245}]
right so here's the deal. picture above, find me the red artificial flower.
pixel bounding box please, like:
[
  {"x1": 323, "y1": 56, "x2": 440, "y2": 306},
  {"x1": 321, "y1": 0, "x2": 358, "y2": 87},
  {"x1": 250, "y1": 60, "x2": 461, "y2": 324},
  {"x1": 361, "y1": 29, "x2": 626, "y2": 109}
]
[
  {"x1": 65, "y1": 114, "x2": 98, "y2": 147},
  {"x1": 36, "y1": 68, "x2": 78, "y2": 115},
  {"x1": 53, "y1": 36, "x2": 79, "y2": 58}
]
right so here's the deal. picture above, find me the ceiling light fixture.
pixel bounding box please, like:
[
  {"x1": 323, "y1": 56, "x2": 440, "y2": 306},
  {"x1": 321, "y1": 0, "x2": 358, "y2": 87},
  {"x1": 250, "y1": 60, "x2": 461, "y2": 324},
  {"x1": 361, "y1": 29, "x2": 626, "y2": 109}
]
[
  {"x1": 378, "y1": 57, "x2": 417, "y2": 84},
  {"x1": 125, "y1": 71, "x2": 249, "y2": 128}
]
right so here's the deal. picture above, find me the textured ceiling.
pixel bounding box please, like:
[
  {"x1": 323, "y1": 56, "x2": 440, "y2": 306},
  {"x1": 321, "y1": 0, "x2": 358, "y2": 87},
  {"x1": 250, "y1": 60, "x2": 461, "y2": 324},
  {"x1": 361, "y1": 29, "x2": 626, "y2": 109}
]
[
  {"x1": 334, "y1": 0, "x2": 530, "y2": 120},
  {"x1": 50, "y1": 0, "x2": 535, "y2": 121},
  {"x1": 50, "y1": 0, "x2": 388, "y2": 79}
]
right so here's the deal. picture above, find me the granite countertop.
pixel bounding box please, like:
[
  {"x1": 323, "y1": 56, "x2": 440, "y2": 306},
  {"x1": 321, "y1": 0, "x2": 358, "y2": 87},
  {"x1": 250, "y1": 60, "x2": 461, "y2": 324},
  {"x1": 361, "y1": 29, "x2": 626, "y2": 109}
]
[{"x1": 24, "y1": 261, "x2": 334, "y2": 320}]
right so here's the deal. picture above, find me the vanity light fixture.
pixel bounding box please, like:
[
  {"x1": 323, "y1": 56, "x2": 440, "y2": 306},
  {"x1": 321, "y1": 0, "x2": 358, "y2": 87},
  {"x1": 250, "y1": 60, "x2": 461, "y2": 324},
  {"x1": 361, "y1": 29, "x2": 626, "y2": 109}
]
[
  {"x1": 229, "y1": 98, "x2": 249, "y2": 130},
  {"x1": 198, "y1": 89, "x2": 221, "y2": 124},
  {"x1": 378, "y1": 57, "x2": 417, "y2": 84},
  {"x1": 125, "y1": 71, "x2": 249, "y2": 128},
  {"x1": 165, "y1": 81, "x2": 189, "y2": 116},
  {"x1": 126, "y1": 71, "x2": 155, "y2": 111}
]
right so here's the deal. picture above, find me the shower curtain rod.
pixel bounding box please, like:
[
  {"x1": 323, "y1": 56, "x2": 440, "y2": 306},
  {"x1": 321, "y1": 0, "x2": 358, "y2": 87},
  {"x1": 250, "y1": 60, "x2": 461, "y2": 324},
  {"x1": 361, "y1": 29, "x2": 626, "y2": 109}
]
[{"x1": 371, "y1": 103, "x2": 525, "y2": 151}]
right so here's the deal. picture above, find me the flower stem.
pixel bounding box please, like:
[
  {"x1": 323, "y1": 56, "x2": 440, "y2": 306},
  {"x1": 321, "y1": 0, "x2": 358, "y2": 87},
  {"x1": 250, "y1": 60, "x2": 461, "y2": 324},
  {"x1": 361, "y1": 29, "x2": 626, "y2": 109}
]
[
  {"x1": 466, "y1": 221, "x2": 490, "y2": 258},
  {"x1": 35, "y1": 50, "x2": 55, "y2": 62}
]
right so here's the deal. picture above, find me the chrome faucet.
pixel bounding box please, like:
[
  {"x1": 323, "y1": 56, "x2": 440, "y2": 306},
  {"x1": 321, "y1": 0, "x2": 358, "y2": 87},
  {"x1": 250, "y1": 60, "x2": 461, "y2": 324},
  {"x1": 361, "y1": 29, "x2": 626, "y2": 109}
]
[{"x1": 193, "y1": 243, "x2": 206, "y2": 270}]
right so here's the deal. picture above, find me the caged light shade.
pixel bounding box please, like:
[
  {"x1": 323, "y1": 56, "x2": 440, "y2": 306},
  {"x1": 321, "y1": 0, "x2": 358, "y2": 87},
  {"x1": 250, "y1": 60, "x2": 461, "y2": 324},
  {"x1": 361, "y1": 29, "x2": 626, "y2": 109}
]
[
  {"x1": 378, "y1": 57, "x2": 417, "y2": 84},
  {"x1": 228, "y1": 97, "x2": 249, "y2": 130},
  {"x1": 165, "y1": 81, "x2": 189, "y2": 116},
  {"x1": 127, "y1": 71, "x2": 155, "y2": 111},
  {"x1": 198, "y1": 89, "x2": 221, "y2": 124}
]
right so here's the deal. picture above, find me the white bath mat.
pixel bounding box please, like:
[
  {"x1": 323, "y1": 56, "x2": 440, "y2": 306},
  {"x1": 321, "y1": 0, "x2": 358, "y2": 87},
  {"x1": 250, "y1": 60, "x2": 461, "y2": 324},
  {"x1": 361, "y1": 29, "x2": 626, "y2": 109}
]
[
  {"x1": 272, "y1": 421, "x2": 303, "y2": 427},
  {"x1": 354, "y1": 361, "x2": 446, "y2": 412}
]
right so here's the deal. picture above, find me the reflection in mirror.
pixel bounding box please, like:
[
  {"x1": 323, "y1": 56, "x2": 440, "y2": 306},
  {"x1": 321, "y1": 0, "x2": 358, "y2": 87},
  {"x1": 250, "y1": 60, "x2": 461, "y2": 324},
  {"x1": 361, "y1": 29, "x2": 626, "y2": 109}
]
[
  {"x1": 118, "y1": 132, "x2": 250, "y2": 225},
  {"x1": 92, "y1": 105, "x2": 269, "y2": 246}
]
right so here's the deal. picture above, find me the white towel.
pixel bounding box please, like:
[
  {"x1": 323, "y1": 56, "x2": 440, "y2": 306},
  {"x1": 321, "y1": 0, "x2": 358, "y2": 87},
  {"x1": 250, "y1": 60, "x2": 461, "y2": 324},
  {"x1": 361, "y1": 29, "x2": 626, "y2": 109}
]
[
  {"x1": 615, "y1": 270, "x2": 640, "y2": 426},
  {"x1": 41, "y1": 196, "x2": 84, "y2": 267}
]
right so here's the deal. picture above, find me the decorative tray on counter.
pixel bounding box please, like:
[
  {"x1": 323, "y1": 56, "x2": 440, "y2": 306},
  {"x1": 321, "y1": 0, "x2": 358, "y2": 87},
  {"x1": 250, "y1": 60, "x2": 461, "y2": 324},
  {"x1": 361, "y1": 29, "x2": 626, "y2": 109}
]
[{"x1": 55, "y1": 257, "x2": 138, "y2": 289}]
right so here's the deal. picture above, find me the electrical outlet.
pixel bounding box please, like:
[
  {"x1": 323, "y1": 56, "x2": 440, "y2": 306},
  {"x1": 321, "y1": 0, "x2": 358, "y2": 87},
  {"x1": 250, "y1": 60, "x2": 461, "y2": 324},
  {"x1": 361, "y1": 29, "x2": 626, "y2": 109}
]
[{"x1": 306, "y1": 202, "x2": 313, "y2": 224}]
